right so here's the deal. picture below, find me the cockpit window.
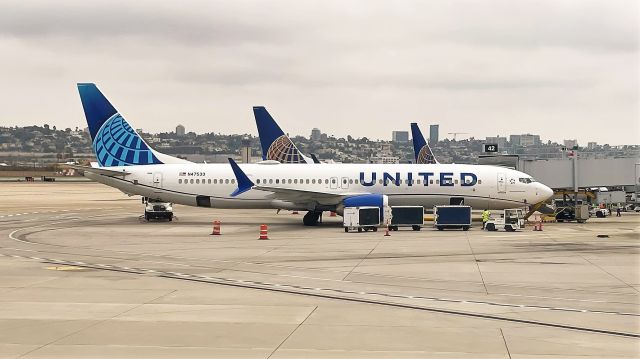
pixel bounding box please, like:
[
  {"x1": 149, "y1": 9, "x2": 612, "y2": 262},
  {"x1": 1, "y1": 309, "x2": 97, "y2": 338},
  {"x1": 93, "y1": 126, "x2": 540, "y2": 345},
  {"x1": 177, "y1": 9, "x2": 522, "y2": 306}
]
[{"x1": 518, "y1": 177, "x2": 535, "y2": 184}]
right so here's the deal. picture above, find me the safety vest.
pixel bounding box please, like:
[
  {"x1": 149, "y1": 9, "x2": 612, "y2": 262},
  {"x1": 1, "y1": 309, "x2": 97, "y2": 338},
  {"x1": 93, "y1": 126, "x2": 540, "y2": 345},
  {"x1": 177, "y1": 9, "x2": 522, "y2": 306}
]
[{"x1": 482, "y1": 211, "x2": 490, "y2": 221}]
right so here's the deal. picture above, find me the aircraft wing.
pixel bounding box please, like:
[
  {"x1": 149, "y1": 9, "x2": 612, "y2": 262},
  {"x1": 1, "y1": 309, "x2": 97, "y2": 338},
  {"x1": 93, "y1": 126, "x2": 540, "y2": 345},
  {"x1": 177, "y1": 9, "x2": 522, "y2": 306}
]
[
  {"x1": 62, "y1": 164, "x2": 130, "y2": 176},
  {"x1": 253, "y1": 185, "x2": 362, "y2": 205},
  {"x1": 227, "y1": 158, "x2": 362, "y2": 205}
]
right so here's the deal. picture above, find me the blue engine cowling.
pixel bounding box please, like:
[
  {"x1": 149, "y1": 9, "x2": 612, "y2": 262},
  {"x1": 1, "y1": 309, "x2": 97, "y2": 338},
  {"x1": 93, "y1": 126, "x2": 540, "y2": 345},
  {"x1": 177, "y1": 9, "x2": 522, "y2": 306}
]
[{"x1": 338, "y1": 194, "x2": 389, "y2": 220}]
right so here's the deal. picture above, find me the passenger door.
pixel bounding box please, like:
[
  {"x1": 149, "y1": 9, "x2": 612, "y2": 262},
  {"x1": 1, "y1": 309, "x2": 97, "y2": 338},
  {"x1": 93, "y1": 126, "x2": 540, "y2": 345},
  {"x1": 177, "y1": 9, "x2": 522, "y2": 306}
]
[
  {"x1": 497, "y1": 172, "x2": 506, "y2": 193},
  {"x1": 152, "y1": 172, "x2": 163, "y2": 191}
]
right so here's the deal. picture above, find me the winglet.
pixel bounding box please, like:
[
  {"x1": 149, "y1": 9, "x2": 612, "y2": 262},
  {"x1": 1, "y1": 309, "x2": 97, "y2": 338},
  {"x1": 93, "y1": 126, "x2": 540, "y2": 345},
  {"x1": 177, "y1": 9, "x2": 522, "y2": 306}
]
[
  {"x1": 310, "y1": 153, "x2": 320, "y2": 164},
  {"x1": 228, "y1": 158, "x2": 255, "y2": 197}
]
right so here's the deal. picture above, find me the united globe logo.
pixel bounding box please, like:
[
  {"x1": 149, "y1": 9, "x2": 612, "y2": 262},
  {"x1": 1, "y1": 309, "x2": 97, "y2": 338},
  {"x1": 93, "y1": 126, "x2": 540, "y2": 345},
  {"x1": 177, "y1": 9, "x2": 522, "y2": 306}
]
[
  {"x1": 266, "y1": 135, "x2": 306, "y2": 163},
  {"x1": 92, "y1": 114, "x2": 162, "y2": 167},
  {"x1": 417, "y1": 146, "x2": 437, "y2": 164}
]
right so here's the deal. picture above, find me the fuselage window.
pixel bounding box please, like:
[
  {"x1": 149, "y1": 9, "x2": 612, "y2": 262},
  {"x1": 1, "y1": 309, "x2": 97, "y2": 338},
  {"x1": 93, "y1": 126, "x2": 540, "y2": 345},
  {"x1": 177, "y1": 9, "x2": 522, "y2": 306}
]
[
  {"x1": 435, "y1": 179, "x2": 440, "y2": 184},
  {"x1": 288, "y1": 179, "x2": 292, "y2": 184},
  {"x1": 269, "y1": 179, "x2": 273, "y2": 184},
  {"x1": 325, "y1": 179, "x2": 329, "y2": 184},
  {"x1": 378, "y1": 179, "x2": 383, "y2": 184},
  {"x1": 349, "y1": 179, "x2": 353, "y2": 184},
  {"x1": 208, "y1": 179, "x2": 212, "y2": 184},
  {"x1": 306, "y1": 179, "x2": 310, "y2": 184},
  {"x1": 276, "y1": 179, "x2": 279, "y2": 184},
  {"x1": 455, "y1": 179, "x2": 459, "y2": 184},
  {"x1": 417, "y1": 179, "x2": 421, "y2": 184},
  {"x1": 312, "y1": 179, "x2": 316, "y2": 184},
  {"x1": 190, "y1": 179, "x2": 194, "y2": 184},
  {"x1": 196, "y1": 179, "x2": 200, "y2": 184},
  {"x1": 256, "y1": 179, "x2": 261, "y2": 184},
  {"x1": 355, "y1": 179, "x2": 359, "y2": 184},
  {"x1": 213, "y1": 179, "x2": 218, "y2": 184},
  {"x1": 341, "y1": 179, "x2": 345, "y2": 184},
  {"x1": 178, "y1": 179, "x2": 182, "y2": 184},
  {"x1": 231, "y1": 179, "x2": 235, "y2": 184},
  {"x1": 430, "y1": 179, "x2": 434, "y2": 185},
  {"x1": 519, "y1": 178, "x2": 532, "y2": 184},
  {"x1": 478, "y1": 180, "x2": 482, "y2": 184},
  {"x1": 294, "y1": 179, "x2": 298, "y2": 184},
  {"x1": 225, "y1": 179, "x2": 229, "y2": 184}
]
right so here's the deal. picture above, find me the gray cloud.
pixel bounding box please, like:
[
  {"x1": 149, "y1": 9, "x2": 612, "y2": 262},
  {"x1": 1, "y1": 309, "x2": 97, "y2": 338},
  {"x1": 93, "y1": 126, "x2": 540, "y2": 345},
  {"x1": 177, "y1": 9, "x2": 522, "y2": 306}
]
[{"x1": 0, "y1": 0, "x2": 637, "y2": 144}]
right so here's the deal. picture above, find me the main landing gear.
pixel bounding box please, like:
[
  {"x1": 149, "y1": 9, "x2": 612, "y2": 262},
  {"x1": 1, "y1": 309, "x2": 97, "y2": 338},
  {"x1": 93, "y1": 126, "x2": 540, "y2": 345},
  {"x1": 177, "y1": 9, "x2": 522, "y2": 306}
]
[{"x1": 303, "y1": 211, "x2": 322, "y2": 226}]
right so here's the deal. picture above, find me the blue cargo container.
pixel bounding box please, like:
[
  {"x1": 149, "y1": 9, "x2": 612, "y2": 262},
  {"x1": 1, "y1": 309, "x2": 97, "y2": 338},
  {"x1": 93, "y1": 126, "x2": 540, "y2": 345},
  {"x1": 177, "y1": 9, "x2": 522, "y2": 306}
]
[{"x1": 434, "y1": 205, "x2": 472, "y2": 231}]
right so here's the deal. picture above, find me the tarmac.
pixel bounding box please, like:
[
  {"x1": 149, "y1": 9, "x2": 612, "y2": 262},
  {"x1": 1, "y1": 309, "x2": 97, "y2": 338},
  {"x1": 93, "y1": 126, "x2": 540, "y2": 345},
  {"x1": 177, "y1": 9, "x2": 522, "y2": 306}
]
[{"x1": 0, "y1": 182, "x2": 638, "y2": 358}]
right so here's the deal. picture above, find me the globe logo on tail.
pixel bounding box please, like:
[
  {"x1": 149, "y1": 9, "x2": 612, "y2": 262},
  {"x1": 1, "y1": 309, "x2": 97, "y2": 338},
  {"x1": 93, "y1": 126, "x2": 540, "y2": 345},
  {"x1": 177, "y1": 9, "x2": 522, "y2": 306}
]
[{"x1": 266, "y1": 135, "x2": 306, "y2": 163}]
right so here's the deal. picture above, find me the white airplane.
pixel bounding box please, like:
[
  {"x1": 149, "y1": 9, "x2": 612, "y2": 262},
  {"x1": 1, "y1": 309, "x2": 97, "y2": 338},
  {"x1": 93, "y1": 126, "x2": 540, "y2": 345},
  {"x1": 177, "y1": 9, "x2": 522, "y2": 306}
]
[{"x1": 74, "y1": 83, "x2": 553, "y2": 226}]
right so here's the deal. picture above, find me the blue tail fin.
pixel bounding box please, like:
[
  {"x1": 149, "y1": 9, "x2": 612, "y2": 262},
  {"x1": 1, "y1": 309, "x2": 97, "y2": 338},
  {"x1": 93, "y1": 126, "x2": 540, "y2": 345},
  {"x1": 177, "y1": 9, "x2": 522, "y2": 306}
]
[
  {"x1": 253, "y1": 106, "x2": 307, "y2": 163},
  {"x1": 77, "y1": 83, "x2": 163, "y2": 167},
  {"x1": 410, "y1": 123, "x2": 439, "y2": 164}
]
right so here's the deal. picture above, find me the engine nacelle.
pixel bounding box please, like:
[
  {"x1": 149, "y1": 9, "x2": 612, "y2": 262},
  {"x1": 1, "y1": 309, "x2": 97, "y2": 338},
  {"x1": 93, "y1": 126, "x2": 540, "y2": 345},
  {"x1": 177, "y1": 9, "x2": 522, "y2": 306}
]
[{"x1": 337, "y1": 194, "x2": 389, "y2": 219}]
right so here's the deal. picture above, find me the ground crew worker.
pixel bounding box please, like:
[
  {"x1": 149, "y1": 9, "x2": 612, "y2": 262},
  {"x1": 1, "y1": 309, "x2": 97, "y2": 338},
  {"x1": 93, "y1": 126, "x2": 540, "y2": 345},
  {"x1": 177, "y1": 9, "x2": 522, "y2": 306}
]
[
  {"x1": 482, "y1": 209, "x2": 491, "y2": 229},
  {"x1": 616, "y1": 207, "x2": 621, "y2": 217}
]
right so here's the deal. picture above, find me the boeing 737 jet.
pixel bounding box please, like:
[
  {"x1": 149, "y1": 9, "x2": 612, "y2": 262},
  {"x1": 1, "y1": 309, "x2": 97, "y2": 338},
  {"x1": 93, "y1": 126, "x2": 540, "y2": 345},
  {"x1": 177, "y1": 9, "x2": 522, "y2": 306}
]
[{"x1": 74, "y1": 83, "x2": 553, "y2": 226}]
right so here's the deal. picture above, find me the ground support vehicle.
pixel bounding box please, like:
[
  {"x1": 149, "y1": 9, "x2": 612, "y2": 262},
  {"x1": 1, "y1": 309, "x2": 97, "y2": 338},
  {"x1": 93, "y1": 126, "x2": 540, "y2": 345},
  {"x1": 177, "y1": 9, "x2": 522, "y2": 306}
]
[
  {"x1": 555, "y1": 204, "x2": 589, "y2": 223},
  {"x1": 388, "y1": 206, "x2": 424, "y2": 231},
  {"x1": 144, "y1": 200, "x2": 174, "y2": 221},
  {"x1": 485, "y1": 209, "x2": 525, "y2": 232},
  {"x1": 343, "y1": 206, "x2": 380, "y2": 232},
  {"x1": 433, "y1": 205, "x2": 472, "y2": 231},
  {"x1": 589, "y1": 207, "x2": 610, "y2": 218}
]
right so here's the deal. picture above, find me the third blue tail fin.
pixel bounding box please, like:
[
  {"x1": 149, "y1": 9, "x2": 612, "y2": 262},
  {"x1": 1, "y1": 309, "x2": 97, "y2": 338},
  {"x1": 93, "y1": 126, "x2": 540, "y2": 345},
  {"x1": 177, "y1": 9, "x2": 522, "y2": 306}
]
[{"x1": 410, "y1": 122, "x2": 439, "y2": 164}]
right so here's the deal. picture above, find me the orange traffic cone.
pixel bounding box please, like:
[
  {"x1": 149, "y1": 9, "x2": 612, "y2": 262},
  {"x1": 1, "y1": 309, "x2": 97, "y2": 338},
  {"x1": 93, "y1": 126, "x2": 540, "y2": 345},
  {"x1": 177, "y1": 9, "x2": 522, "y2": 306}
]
[
  {"x1": 211, "y1": 220, "x2": 221, "y2": 235},
  {"x1": 259, "y1": 224, "x2": 269, "y2": 240}
]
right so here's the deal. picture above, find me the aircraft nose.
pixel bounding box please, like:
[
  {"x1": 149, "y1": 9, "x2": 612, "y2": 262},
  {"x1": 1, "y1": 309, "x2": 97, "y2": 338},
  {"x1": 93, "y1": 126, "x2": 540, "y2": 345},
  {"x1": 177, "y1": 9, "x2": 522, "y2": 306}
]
[{"x1": 539, "y1": 184, "x2": 553, "y2": 200}]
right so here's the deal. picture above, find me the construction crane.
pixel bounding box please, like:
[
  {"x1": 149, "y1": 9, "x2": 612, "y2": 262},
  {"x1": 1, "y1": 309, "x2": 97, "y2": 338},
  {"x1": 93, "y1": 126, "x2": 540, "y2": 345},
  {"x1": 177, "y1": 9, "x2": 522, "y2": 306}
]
[{"x1": 447, "y1": 132, "x2": 469, "y2": 140}]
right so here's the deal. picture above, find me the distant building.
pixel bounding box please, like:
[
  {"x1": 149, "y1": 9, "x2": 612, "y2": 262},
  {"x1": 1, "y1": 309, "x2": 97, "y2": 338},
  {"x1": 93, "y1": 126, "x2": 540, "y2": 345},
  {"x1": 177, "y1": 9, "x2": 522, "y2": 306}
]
[
  {"x1": 429, "y1": 125, "x2": 439, "y2": 143},
  {"x1": 240, "y1": 136, "x2": 252, "y2": 163},
  {"x1": 564, "y1": 139, "x2": 578, "y2": 149},
  {"x1": 510, "y1": 133, "x2": 540, "y2": 147},
  {"x1": 392, "y1": 131, "x2": 409, "y2": 143},
  {"x1": 587, "y1": 142, "x2": 597, "y2": 150},
  {"x1": 311, "y1": 128, "x2": 322, "y2": 141},
  {"x1": 176, "y1": 124, "x2": 185, "y2": 136},
  {"x1": 369, "y1": 155, "x2": 400, "y2": 164}
]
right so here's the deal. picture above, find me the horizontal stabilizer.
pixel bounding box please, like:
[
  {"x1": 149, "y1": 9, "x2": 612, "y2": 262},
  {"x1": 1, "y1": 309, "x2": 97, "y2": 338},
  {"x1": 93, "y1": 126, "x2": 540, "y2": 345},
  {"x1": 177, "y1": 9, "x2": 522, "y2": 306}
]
[{"x1": 62, "y1": 164, "x2": 130, "y2": 176}]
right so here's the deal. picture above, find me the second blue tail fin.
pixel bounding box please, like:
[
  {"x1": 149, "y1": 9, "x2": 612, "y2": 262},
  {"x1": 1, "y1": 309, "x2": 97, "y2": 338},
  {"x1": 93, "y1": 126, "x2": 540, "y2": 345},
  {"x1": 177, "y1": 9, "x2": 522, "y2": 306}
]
[{"x1": 253, "y1": 106, "x2": 307, "y2": 163}]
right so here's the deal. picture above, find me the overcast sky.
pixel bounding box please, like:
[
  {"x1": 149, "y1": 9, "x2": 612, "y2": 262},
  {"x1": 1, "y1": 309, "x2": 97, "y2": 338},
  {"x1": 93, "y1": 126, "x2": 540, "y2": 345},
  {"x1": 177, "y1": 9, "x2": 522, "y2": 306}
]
[{"x1": 0, "y1": 0, "x2": 638, "y2": 145}]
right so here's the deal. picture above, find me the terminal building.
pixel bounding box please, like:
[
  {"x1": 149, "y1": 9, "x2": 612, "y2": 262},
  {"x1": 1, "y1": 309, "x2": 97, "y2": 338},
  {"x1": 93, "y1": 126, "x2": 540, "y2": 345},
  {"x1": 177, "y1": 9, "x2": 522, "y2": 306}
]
[{"x1": 479, "y1": 154, "x2": 640, "y2": 205}]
